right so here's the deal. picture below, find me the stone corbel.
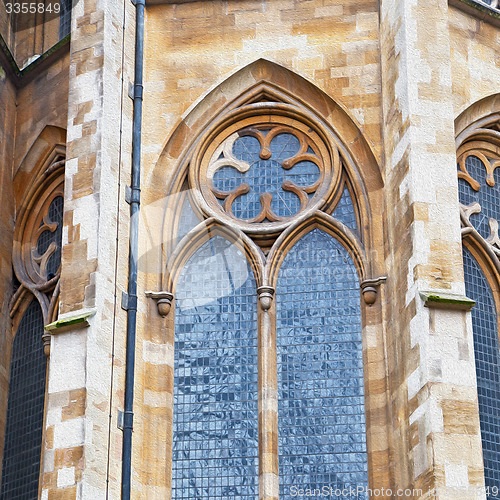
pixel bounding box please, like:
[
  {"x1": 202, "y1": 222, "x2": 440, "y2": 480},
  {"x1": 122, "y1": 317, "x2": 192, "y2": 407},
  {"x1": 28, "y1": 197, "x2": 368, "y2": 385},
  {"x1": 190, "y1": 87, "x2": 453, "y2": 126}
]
[
  {"x1": 146, "y1": 291, "x2": 174, "y2": 316},
  {"x1": 257, "y1": 286, "x2": 274, "y2": 310},
  {"x1": 360, "y1": 277, "x2": 387, "y2": 306},
  {"x1": 42, "y1": 332, "x2": 52, "y2": 357}
]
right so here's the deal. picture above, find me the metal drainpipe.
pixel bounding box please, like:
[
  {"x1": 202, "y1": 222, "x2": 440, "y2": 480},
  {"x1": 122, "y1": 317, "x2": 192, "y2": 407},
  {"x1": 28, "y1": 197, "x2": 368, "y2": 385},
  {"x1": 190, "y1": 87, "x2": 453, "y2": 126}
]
[{"x1": 121, "y1": 0, "x2": 145, "y2": 498}]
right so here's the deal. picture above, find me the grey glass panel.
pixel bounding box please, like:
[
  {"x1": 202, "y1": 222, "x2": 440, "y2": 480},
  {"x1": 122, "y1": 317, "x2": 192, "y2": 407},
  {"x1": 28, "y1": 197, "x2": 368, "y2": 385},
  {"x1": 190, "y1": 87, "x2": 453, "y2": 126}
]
[
  {"x1": 172, "y1": 236, "x2": 258, "y2": 499},
  {"x1": 463, "y1": 249, "x2": 500, "y2": 490},
  {"x1": 277, "y1": 229, "x2": 368, "y2": 498},
  {"x1": 59, "y1": 0, "x2": 72, "y2": 39},
  {"x1": 332, "y1": 188, "x2": 358, "y2": 233},
  {"x1": 176, "y1": 195, "x2": 200, "y2": 245},
  {"x1": 36, "y1": 196, "x2": 64, "y2": 279},
  {"x1": 458, "y1": 155, "x2": 500, "y2": 240},
  {"x1": 0, "y1": 301, "x2": 46, "y2": 500},
  {"x1": 212, "y1": 133, "x2": 319, "y2": 220}
]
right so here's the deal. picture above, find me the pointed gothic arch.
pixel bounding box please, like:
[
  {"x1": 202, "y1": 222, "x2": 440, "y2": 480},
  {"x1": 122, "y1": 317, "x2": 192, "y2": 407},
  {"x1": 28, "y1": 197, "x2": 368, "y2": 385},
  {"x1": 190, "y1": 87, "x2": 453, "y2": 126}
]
[
  {"x1": 456, "y1": 97, "x2": 500, "y2": 491},
  {"x1": 142, "y1": 59, "x2": 391, "y2": 498}
]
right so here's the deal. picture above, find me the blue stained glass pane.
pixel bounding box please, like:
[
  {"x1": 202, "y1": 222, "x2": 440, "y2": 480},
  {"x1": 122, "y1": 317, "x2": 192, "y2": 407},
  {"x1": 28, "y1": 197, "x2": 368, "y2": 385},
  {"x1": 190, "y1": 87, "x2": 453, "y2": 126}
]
[
  {"x1": 173, "y1": 236, "x2": 259, "y2": 499},
  {"x1": 0, "y1": 301, "x2": 46, "y2": 500},
  {"x1": 463, "y1": 249, "x2": 500, "y2": 490},
  {"x1": 212, "y1": 133, "x2": 320, "y2": 220},
  {"x1": 277, "y1": 229, "x2": 368, "y2": 498},
  {"x1": 59, "y1": 0, "x2": 72, "y2": 39},
  {"x1": 458, "y1": 155, "x2": 500, "y2": 240},
  {"x1": 176, "y1": 195, "x2": 201, "y2": 245},
  {"x1": 36, "y1": 196, "x2": 64, "y2": 278},
  {"x1": 332, "y1": 188, "x2": 358, "y2": 233}
]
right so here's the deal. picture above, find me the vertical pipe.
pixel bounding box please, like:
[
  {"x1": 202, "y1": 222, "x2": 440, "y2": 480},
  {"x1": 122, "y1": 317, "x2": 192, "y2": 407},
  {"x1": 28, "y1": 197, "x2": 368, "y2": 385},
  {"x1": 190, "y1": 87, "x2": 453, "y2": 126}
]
[{"x1": 121, "y1": 0, "x2": 145, "y2": 498}]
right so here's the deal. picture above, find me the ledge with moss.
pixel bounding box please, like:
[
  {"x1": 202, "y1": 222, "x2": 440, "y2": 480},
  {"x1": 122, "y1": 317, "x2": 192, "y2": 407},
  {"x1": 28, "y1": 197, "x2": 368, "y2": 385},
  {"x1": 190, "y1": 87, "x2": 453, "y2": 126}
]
[
  {"x1": 45, "y1": 309, "x2": 96, "y2": 334},
  {"x1": 420, "y1": 291, "x2": 475, "y2": 311}
]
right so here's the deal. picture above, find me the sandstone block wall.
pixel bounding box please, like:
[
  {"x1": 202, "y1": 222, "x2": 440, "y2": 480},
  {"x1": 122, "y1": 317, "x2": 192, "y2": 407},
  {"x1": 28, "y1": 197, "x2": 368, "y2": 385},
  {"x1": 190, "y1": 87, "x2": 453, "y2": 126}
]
[{"x1": 1, "y1": 0, "x2": 500, "y2": 498}]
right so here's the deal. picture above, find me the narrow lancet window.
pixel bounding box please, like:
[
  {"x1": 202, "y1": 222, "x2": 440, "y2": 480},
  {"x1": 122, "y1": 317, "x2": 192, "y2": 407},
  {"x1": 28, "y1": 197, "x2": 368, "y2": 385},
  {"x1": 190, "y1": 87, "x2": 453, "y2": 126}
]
[
  {"x1": 277, "y1": 229, "x2": 368, "y2": 496},
  {"x1": 172, "y1": 236, "x2": 259, "y2": 499},
  {"x1": 463, "y1": 248, "x2": 500, "y2": 488},
  {"x1": 0, "y1": 301, "x2": 46, "y2": 500}
]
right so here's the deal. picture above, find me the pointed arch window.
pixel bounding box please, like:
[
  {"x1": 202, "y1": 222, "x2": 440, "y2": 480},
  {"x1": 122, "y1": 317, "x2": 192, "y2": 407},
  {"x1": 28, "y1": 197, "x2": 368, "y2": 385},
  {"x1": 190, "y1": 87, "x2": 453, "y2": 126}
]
[
  {"x1": 458, "y1": 128, "x2": 500, "y2": 489},
  {"x1": 172, "y1": 237, "x2": 259, "y2": 498},
  {"x1": 152, "y1": 85, "x2": 385, "y2": 498},
  {"x1": 277, "y1": 229, "x2": 368, "y2": 494},
  {"x1": 0, "y1": 302, "x2": 46, "y2": 500},
  {"x1": 1, "y1": 154, "x2": 65, "y2": 499}
]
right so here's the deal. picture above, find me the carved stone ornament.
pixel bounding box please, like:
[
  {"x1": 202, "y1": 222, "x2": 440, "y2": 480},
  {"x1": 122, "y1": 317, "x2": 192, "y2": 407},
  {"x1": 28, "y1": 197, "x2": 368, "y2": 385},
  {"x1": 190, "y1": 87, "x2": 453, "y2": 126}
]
[
  {"x1": 360, "y1": 277, "x2": 386, "y2": 306},
  {"x1": 146, "y1": 291, "x2": 174, "y2": 317},
  {"x1": 14, "y1": 158, "x2": 65, "y2": 291},
  {"x1": 10, "y1": 153, "x2": 65, "y2": 355},
  {"x1": 257, "y1": 286, "x2": 275, "y2": 310},
  {"x1": 457, "y1": 136, "x2": 500, "y2": 254},
  {"x1": 189, "y1": 103, "x2": 341, "y2": 237}
]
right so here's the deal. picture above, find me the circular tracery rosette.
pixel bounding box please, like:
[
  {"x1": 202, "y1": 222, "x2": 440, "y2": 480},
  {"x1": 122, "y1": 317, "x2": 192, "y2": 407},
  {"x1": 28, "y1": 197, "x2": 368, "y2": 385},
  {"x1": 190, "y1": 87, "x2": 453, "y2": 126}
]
[
  {"x1": 458, "y1": 138, "x2": 500, "y2": 250},
  {"x1": 13, "y1": 159, "x2": 65, "y2": 292},
  {"x1": 189, "y1": 104, "x2": 341, "y2": 235}
]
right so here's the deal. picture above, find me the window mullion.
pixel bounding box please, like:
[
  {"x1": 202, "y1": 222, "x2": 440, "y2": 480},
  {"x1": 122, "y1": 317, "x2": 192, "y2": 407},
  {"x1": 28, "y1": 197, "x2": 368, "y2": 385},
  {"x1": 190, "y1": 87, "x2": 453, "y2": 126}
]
[{"x1": 257, "y1": 285, "x2": 279, "y2": 500}]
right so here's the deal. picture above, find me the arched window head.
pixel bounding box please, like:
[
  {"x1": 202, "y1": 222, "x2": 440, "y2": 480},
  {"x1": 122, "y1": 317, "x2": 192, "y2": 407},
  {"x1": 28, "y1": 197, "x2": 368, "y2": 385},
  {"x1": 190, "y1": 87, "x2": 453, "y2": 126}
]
[
  {"x1": 188, "y1": 103, "x2": 343, "y2": 239},
  {"x1": 153, "y1": 76, "x2": 386, "y2": 498},
  {"x1": 12, "y1": 154, "x2": 65, "y2": 326},
  {"x1": 458, "y1": 129, "x2": 500, "y2": 246}
]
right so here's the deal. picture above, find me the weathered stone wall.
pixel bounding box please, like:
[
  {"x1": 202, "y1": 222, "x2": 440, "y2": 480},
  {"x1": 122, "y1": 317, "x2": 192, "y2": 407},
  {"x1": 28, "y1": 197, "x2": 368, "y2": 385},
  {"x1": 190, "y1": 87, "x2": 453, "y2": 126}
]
[
  {"x1": 380, "y1": 0, "x2": 484, "y2": 497},
  {"x1": 0, "y1": 62, "x2": 17, "y2": 480},
  {"x1": 0, "y1": 9, "x2": 13, "y2": 50},
  {"x1": 2, "y1": 0, "x2": 500, "y2": 498},
  {"x1": 41, "y1": 0, "x2": 136, "y2": 498},
  {"x1": 449, "y1": 6, "x2": 500, "y2": 118},
  {"x1": 142, "y1": 0, "x2": 383, "y2": 180},
  {"x1": 0, "y1": 41, "x2": 69, "y2": 486},
  {"x1": 14, "y1": 54, "x2": 70, "y2": 171},
  {"x1": 138, "y1": 0, "x2": 498, "y2": 498}
]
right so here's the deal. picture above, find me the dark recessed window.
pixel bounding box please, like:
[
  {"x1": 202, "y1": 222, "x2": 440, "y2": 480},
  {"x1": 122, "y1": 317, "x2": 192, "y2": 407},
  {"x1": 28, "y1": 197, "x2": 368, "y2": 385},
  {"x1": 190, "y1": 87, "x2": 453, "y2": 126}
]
[
  {"x1": 0, "y1": 301, "x2": 47, "y2": 500},
  {"x1": 59, "y1": 0, "x2": 72, "y2": 39},
  {"x1": 463, "y1": 249, "x2": 500, "y2": 490}
]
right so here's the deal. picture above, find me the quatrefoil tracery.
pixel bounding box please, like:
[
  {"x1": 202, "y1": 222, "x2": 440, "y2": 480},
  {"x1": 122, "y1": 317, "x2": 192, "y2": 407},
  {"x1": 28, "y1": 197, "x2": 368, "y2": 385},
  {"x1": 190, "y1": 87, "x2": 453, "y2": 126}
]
[
  {"x1": 192, "y1": 108, "x2": 340, "y2": 236},
  {"x1": 32, "y1": 196, "x2": 64, "y2": 281},
  {"x1": 458, "y1": 149, "x2": 500, "y2": 251},
  {"x1": 209, "y1": 125, "x2": 322, "y2": 223}
]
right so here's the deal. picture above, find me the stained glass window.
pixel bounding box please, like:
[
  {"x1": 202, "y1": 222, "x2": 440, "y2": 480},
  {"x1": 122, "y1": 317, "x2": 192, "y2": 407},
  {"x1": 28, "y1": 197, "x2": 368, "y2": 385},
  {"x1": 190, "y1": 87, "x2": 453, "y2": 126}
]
[
  {"x1": 212, "y1": 132, "x2": 320, "y2": 220},
  {"x1": 59, "y1": 0, "x2": 72, "y2": 39},
  {"x1": 35, "y1": 195, "x2": 64, "y2": 280},
  {"x1": 458, "y1": 155, "x2": 500, "y2": 240},
  {"x1": 463, "y1": 248, "x2": 500, "y2": 490},
  {"x1": 0, "y1": 301, "x2": 46, "y2": 500},
  {"x1": 276, "y1": 229, "x2": 368, "y2": 497},
  {"x1": 176, "y1": 195, "x2": 200, "y2": 245},
  {"x1": 172, "y1": 236, "x2": 259, "y2": 499},
  {"x1": 333, "y1": 187, "x2": 358, "y2": 233}
]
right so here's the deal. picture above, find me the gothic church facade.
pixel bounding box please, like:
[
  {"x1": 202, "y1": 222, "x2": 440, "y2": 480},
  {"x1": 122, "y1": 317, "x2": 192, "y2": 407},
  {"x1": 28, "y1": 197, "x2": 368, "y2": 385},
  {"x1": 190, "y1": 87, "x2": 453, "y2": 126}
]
[{"x1": 1, "y1": 0, "x2": 500, "y2": 498}]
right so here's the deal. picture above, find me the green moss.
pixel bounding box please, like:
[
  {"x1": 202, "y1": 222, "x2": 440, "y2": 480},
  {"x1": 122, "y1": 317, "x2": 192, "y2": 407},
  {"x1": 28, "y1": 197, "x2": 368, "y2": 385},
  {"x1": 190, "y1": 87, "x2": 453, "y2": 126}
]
[
  {"x1": 420, "y1": 291, "x2": 475, "y2": 310},
  {"x1": 45, "y1": 310, "x2": 95, "y2": 333},
  {"x1": 458, "y1": 0, "x2": 500, "y2": 19},
  {"x1": 0, "y1": 32, "x2": 70, "y2": 80}
]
